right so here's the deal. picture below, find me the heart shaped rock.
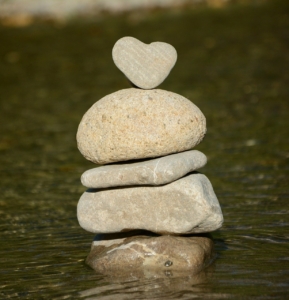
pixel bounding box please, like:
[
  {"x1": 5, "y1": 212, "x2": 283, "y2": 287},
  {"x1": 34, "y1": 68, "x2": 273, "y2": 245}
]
[{"x1": 112, "y1": 36, "x2": 177, "y2": 89}]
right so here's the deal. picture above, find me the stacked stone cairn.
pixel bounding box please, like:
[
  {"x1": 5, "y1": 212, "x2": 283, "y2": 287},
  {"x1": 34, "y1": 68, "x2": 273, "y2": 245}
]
[{"x1": 76, "y1": 37, "x2": 223, "y2": 277}]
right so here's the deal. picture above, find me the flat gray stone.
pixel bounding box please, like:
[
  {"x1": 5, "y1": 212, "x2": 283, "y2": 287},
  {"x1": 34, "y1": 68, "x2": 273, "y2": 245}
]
[
  {"x1": 77, "y1": 173, "x2": 223, "y2": 234},
  {"x1": 112, "y1": 36, "x2": 177, "y2": 89},
  {"x1": 77, "y1": 88, "x2": 206, "y2": 165},
  {"x1": 86, "y1": 234, "x2": 214, "y2": 275},
  {"x1": 81, "y1": 150, "x2": 207, "y2": 188}
]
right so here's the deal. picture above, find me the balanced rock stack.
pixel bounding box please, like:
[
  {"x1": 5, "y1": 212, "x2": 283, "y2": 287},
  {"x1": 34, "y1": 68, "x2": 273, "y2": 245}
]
[{"x1": 76, "y1": 37, "x2": 223, "y2": 276}]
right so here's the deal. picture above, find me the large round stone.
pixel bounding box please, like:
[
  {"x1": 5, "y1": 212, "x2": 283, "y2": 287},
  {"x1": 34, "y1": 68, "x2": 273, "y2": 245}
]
[{"x1": 77, "y1": 88, "x2": 206, "y2": 164}]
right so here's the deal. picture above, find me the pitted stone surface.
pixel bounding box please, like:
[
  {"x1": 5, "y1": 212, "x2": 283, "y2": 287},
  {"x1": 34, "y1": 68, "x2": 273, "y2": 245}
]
[
  {"x1": 77, "y1": 173, "x2": 223, "y2": 234},
  {"x1": 86, "y1": 235, "x2": 214, "y2": 274},
  {"x1": 77, "y1": 88, "x2": 206, "y2": 165},
  {"x1": 81, "y1": 150, "x2": 207, "y2": 188},
  {"x1": 112, "y1": 36, "x2": 177, "y2": 89}
]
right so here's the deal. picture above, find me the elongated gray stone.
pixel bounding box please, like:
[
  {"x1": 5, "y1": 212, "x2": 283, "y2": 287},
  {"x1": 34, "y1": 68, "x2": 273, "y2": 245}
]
[
  {"x1": 77, "y1": 88, "x2": 206, "y2": 164},
  {"x1": 112, "y1": 36, "x2": 177, "y2": 89},
  {"x1": 86, "y1": 234, "x2": 214, "y2": 275},
  {"x1": 81, "y1": 150, "x2": 207, "y2": 188},
  {"x1": 77, "y1": 173, "x2": 223, "y2": 234}
]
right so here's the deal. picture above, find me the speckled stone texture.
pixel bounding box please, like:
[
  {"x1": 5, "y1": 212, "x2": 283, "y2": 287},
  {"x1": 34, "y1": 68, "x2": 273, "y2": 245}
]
[
  {"x1": 112, "y1": 37, "x2": 177, "y2": 89},
  {"x1": 77, "y1": 88, "x2": 206, "y2": 165},
  {"x1": 77, "y1": 173, "x2": 223, "y2": 234},
  {"x1": 81, "y1": 150, "x2": 207, "y2": 188},
  {"x1": 86, "y1": 234, "x2": 214, "y2": 275}
]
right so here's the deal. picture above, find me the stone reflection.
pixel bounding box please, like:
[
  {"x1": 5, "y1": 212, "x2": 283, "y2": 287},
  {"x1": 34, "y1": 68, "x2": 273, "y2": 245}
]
[
  {"x1": 79, "y1": 231, "x2": 215, "y2": 299},
  {"x1": 80, "y1": 246, "x2": 215, "y2": 299}
]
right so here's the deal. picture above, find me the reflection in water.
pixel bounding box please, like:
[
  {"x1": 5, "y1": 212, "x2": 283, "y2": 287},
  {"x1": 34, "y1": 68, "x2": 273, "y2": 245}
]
[
  {"x1": 79, "y1": 264, "x2": 215, "y2": 299},
  {"x1": 80, "y1": 233, "x2": 218, "y2": 299}
]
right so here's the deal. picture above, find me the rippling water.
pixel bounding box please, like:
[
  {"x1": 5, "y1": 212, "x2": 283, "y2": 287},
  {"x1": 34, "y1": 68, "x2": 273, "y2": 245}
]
[{"x1": 0, "y1": 0, "x2": 289, "y2": 298}]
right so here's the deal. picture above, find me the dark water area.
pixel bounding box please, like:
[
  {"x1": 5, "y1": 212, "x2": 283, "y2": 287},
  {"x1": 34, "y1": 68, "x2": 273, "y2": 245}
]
[{"x1": 0, "y1": 0, "x2": 289, "y2": 298}]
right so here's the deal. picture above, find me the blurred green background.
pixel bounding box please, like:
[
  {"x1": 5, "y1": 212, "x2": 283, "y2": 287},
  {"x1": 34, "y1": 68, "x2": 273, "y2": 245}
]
[{"x1": 0, "y1": 0, "x2": 288, "y2": 298}]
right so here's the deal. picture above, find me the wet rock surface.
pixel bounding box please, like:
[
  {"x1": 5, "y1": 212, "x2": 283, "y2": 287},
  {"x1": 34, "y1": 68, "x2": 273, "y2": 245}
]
[{"x1": 86, "y1": 233, "x2": 214, "y2": 275}]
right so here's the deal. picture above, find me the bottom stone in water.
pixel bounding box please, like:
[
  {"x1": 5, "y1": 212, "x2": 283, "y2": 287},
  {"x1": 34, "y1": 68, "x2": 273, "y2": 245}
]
[{"x1": 86, "y1": 233, "x2": 214, "y2": 275}]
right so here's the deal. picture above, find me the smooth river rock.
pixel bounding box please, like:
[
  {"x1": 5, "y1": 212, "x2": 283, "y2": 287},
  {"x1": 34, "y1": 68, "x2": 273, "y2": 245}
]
[
  {"x1": 86, "y1": 234, "x2": 214, "y2": 275},
  {"x1": 77, "y1": 88, "x2": 206, "y2": 164},
  {"x1": 81, "y1": 150, "x2": 207, "y2": 188},
  {"x1": 112, "y1": 36, "x2": 177, "y2": 89},
  {"x1": 77, "y1": 173, "x2": 223, "y2": 234}
]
